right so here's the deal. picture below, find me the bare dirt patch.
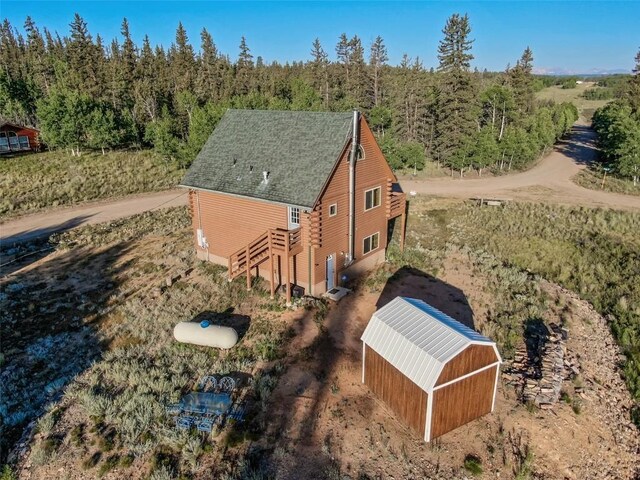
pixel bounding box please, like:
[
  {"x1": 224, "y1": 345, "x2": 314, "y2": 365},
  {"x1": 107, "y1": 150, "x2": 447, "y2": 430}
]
[
  {"x1": 259, "y1": 253, "x2": 639, "y2": 480},
  {"x1": 402, "y1": 125, "x2": 640, "y2": 211}
]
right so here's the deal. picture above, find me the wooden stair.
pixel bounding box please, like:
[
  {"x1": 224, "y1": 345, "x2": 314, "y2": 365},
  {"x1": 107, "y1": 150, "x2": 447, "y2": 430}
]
[{"x1": 228, "y1": 227, "x2": 302, "y2": 303}]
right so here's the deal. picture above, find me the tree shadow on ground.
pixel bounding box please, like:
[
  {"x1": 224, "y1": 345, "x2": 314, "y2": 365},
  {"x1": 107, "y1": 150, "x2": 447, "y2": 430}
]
[
  {"x1": 190, "y1": 310, "x2": 251, "y2": 341},
  {"x1": 0, "y1": 241, "x2": 134, "y2": 463},
  {"x1": 0, "y1": 214, "x2": 96, "y2": 275},
  {"x1": 0, "y1": 214, "x2": 96, "y2": 245},
  {"x1": 555, "y1": 125, "x2": 598, "y2": 167},
  {"x1": 258, "y1": 265, "x2": 476, "y2": 478}
]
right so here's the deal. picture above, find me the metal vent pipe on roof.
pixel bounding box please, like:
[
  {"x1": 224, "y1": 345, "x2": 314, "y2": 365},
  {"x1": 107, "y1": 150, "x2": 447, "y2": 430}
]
[{"x1": 347, "y1": 110, "x2": 359, "y2": 266}]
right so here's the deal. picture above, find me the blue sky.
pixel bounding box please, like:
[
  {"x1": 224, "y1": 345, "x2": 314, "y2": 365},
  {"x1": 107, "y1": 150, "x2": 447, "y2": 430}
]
[{"x1": 1, "y1": 1, "x2": 638, "y2": 73}]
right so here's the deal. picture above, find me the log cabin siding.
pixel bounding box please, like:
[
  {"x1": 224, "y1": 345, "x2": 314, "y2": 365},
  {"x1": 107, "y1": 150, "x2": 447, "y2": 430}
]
[
  {"x1": 187, "y1": 114, "x2": 398, "y2": 294},
  {"x1": 430, "y1": 365, "x2": 497, "y2": 439},
  {"x1": 313, "y1": 118, "x2": 397, "y2": 287},
  {"x1": 364, "y1": 344, "x2": 428, "y2": 437},
  {"x1": 189, "y1": 190, "x2": 311, "y2": 288},
  {"x1": 435, "y1": 345, "x2": 499, "y2": 387}
]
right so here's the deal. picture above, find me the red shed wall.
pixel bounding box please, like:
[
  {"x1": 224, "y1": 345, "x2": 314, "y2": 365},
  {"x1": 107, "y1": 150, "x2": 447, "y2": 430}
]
[
  {"x1": 435, "y1": 344, "x2": 498, "y2": 387},
  {"x1": 0, "y1": 125, "x2": 39, "y2": 149},
  {"x1": 364, "y1": 344, "x2": 428, "y2": 437},
  {"x1": 430, "y1": 365, "x2": 498, "y2": 440}
]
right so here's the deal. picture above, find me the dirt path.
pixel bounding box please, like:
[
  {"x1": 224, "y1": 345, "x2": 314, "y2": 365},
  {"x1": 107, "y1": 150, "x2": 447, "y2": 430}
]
[
  {"x1": 0, "y1": 189, "x2": 188, "y2": 245},
  {"x1": 401, "y1": 124, "x2": 640, "y2": 211},
  {"x1": 2, "y1": 123, "x2": 637, "y2": 246}
]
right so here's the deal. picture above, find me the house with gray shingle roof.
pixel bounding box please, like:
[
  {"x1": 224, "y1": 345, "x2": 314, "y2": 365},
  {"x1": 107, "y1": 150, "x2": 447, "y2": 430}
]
[{"x1": 180, "y1": 109, "x2": 407, "y2": 302}]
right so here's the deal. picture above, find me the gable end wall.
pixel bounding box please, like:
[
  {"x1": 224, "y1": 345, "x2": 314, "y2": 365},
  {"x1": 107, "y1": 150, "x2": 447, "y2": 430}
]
[{"x1": 313, "y1": 117, "x2": 396, "y2": 289}]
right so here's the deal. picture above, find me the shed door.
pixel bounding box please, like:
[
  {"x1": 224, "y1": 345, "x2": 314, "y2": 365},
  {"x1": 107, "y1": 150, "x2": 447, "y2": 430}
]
[{"x1": 326, "y1": 254, "x2": 335, "y2": 291}]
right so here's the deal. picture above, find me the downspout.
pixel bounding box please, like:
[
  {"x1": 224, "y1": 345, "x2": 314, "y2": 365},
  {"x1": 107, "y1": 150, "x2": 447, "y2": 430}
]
[
  {"x1": 195, "y1": 190, "x2": 209, "y2": 261},
  {"x1": 347, "y1": 109, "x2": 359, "y2": 265}
]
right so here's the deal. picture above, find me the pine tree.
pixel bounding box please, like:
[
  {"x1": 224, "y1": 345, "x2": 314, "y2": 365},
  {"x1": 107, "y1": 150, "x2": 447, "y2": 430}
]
[
  {"x1": 509, "y1": 47, "x2": 535, "y2": 117},
  {"x1": 134, "y1": 35, "x2": 159, "y2": 122},
  {"x1": 116, "y1": 18, "x2": 137, "y2": 109},
  {"x1": 347, "y1": 35, "x2": 367, "y2": 106},
  {"x1": 235, "y1": 36, "x2": 254, "y2": 95},
  {"x1": 309, "y1": 38, "x2": 329, "y2": 107},
  {"x1": 369, "y1": 36, "x2": 388, "y2": 107},
  {"x1": 171, "y1": 22, "x2": 196, "y2": 94},
  {"x1": 629, "y1": 47, "x2": 640, "y2": 113},
  {"x1": 434, "y1": 13, "x2": 477, "y2": 170},
  {"x1": 0, "y1": 19, "x2": 23, "y2": 81},
  {"x1": 24, "y1": 17, "x2": 51, "y2": 95},
  {"x1": 66, "y1": 13, "x2": 101, "y2": 96},
  {"x1": 196, "y1": 28, "x2": 221, "y2": 102},
  {"x1": 335, "y1": 33, "x2": 350, "y2": 88}
]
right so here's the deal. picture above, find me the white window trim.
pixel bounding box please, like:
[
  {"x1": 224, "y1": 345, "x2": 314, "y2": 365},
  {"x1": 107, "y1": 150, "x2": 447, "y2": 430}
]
[
  {"x1": 288, "y1": 206, "x2": 300, "y2": 229},
  {"x1": 363, "y1": 232, "x2": 380, "y2": 255},
  {"x1": 364, "y1": 186, "x2": 382, "y2": 212},
  {"x1": 329, "y1": 203, "x2": 337, "y2": 217}
]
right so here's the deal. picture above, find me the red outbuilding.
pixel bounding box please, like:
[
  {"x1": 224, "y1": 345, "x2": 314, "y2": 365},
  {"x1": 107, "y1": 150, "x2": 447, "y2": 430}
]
[{"x1": 0, "y1": 122, "x2": 40, "y2": 154}]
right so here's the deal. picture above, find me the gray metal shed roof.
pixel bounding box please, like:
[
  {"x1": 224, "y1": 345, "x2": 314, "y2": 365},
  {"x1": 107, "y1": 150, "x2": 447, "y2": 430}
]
[
  {"x1": 180, "y1": 109, "x2": 354, "y2": 208},
  {"x1": 361, "y1": 297, "x2": 501, "y2": 392}
]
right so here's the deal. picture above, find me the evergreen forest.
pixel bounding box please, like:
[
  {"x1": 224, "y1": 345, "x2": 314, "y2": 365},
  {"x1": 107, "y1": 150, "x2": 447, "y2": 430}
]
[{"x1": 1, "y1": 13, "x2": 581, "y2": 174}]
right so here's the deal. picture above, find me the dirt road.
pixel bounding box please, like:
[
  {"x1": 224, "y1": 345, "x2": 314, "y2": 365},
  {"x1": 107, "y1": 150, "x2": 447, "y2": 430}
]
[
  {"x1": 0, "y1": 189, "x2": 188, "y2": 245},
  {"x1": 401, "y1": 125, "x2": 640, "y2": 210},
  {"x1": 2, "y1": 124, "x2": 638, "y2": 245}
]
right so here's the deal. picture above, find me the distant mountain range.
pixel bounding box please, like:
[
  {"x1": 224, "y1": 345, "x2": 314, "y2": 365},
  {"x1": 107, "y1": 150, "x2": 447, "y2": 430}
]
[{"x1": 532, "y1": 67, "x2": 631, "y2": 76}]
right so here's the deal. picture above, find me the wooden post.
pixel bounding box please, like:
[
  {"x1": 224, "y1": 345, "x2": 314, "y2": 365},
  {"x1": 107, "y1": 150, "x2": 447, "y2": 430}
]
[
  {"x1": 399, "y1": 208, "x2": 407, "y2": 252},
  {"x1": 285, "y1": 231, "x2": 291, "y2": 305},
  {"x1": 268, "y1": 230, "x2": 275, "y2": 299},
  {"x1": 246, "y1": 244, "x2": 251, "y2": 291}
]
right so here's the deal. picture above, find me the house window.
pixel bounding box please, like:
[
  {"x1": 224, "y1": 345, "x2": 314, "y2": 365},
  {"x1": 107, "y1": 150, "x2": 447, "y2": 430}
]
[
  {"x1": 329, "y1": 204, "x2": 337, "y2": 217},
  {"x1": 288, "y1": 206, "x2": 300, "y2": 229},
  {"x1": 363, "y1": 232, "x2": 380, "y2": 255},
  {"x1": 364, "y1": 187, "x2": 381, "y2": 211}
]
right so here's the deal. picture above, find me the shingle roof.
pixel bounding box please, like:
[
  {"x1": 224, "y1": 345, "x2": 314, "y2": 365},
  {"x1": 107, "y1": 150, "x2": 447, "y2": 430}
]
[
  {"x1": 361, "y1": 297, "x2": 501, "y2": 392},
  {"x1": 180, "y1": 109, "x2": 354, "y2": 208}
]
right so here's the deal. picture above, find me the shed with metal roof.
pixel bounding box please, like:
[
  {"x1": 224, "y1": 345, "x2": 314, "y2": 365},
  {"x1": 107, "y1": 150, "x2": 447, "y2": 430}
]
[{"x1": 361, "y1": 296, "x2": 502, "y2": 442}]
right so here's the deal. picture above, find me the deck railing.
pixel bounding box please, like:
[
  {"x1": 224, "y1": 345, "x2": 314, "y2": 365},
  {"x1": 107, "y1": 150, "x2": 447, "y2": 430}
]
[{"x1": 228, "y1": 227, "x2": 302, "y2": 281}]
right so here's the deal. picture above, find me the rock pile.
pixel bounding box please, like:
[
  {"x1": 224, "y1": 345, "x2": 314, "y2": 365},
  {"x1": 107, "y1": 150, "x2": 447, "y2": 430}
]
[{"x1": 503, "y1": 322, "x2": 570, "y2": 407}]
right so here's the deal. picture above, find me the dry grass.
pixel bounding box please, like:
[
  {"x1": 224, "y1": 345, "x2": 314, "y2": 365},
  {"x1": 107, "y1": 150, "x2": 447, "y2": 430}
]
[
  {"x1": 573, "y1": 169, "x2": 640, "y2": 196},
  {"x1": 388, "y1": 197, "x2": 639, "y2": 421},
  {"x1": 2, "y1": 206, "x2": 301, "y2": 478},
  {"x1": 535, "y1": 82, "x2": 610, "y2": 121},
  {"x1": 0, "y1": 149, "x2": 184, "y2": 220}
]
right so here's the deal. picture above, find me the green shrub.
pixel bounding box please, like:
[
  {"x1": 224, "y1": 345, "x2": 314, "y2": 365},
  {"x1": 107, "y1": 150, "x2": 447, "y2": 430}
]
[
  {"x1": 120, "y1": 453, "x2": 135, "y2": 468},
  {"x1": 82, "y1": 452, "x2": 101, "y2": 470},
  {"x1": 98, "y1": 455, "x2": 120, "y2": 477},
  {"x1": 463, "y1": 454, "x2": 483, "y2": 475},
  {"x1": 0, "y1": 465, "x2": 17, "y2": 480}
]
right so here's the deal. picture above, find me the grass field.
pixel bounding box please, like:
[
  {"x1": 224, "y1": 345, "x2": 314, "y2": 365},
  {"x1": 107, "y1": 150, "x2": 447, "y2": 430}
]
[
  {"x1": 573, "y1": 169, "x2": 640, "y2": 196},
  {"x1": 397, "y1": 199, "x2": 640, "y2": 421},
  {"x1": 535, "y1": 82, "x2": 610, "y2": 121},
  {"x1": 3, "y1": 199, "x2": 639, "y2": 478},
  {"x1": 0, "y1": 150, "x2": 184, "y2": 220},
  {"x1": 1, "y1": 206, "x2": 296, "y2": 478}
]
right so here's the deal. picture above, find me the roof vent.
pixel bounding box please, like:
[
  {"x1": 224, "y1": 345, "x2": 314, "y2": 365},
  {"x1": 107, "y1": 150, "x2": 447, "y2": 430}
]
[
  {"x1": 249, "y1": 165, "x2": 253, "y2": 173},
  {"x1": 262, "y1": 171, "x2": 270, "y2": 183}
]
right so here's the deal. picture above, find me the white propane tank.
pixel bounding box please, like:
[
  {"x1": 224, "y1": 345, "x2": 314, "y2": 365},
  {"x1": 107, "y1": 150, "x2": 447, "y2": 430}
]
[{"x1": 173, "y1": 321, "x2": 238, "y2": 349}]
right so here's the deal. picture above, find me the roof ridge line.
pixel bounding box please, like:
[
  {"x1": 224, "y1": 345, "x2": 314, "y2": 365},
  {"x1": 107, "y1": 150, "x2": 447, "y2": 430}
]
[{"x1": 398, "y1": 296, "x2": 489, "y2": 343}]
